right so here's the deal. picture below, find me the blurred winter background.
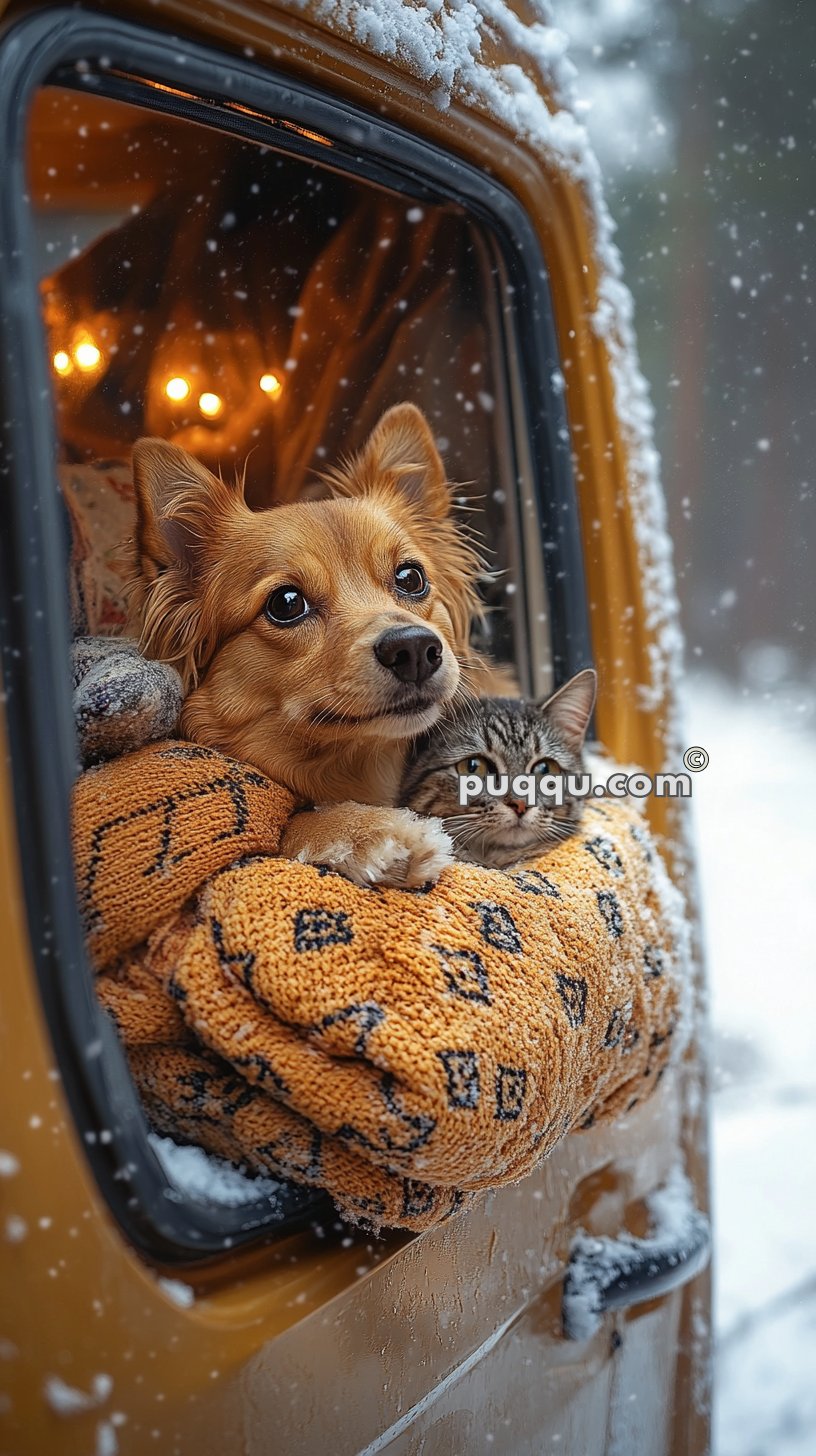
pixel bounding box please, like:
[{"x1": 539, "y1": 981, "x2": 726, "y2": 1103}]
[{"x1": 551, "y1": 0, "x2": 815, "y2": 1450}]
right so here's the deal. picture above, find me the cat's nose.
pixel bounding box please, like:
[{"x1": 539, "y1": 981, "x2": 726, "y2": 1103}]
[
  {"x1": 508, "y1": 798, "x2": 528, "y2": 817},
  {"x1": 374, "y1": 626, "x2": 443, "y2": 686}
]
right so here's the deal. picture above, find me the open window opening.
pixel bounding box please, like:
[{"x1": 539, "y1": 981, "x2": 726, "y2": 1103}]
[
  {"x1": 32, "y1": 83, "x2": 550, "y2": 676},
  {"x1": 0, "y1": 14, "x2": 589, "y2": 1262}
]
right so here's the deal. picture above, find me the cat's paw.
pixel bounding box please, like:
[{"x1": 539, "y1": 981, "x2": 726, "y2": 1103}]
[{"x1": 282, "y1": 804, "x2": 454, "y2": 889}]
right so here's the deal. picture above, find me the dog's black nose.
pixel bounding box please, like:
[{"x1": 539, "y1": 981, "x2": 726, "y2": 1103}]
[{"x1": 374, "y1": 626, "x2": 443, "y2": 686}]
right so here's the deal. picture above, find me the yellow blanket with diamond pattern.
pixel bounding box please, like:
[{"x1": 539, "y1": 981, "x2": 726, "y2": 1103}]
[{"x1": 73, "y1": 741, "x2": 686, "y2": 1231}]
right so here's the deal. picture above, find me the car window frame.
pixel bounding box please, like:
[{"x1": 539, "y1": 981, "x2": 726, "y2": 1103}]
[{"x1": 0, "y1": 5, "x2": 591, "y2": 1264}]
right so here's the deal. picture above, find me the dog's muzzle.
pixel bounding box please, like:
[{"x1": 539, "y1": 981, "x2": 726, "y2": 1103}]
[{"x1": 373, "y1": 626, "x2": 443, "y2": 687}]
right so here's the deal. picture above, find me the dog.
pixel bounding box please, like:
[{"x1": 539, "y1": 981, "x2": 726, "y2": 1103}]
[{"x1": 127, "y1": 404, "x2": 482, "y2": 887}]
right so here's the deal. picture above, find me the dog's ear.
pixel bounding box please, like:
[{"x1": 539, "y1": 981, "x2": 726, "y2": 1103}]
[
  {"x1": 131, "y1": 438, "x2": 244, "y2": 581},
  {"x1": 354, "y1": 404, "x2": 451, "y2": 519},
  {"x1": 128, "y1": 439, "x2": 245, "y2": 688},
  {"x1": 538, "y1": 668, "x2": 597, "y2": 753}
]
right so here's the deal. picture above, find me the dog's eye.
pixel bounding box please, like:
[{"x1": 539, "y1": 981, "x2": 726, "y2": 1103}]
[
  {"x1": 455, "y1": 754, "x2": 492, "y2": 778},
  {"x1": 263, "y1": 586, "x2": 311, "y2": 625},
  {"x1": 394, "y1": 561, "x2": 429, "y2": 598}
]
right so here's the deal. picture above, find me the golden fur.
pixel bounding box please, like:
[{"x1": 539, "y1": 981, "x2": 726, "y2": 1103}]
[{"x1": 127, "y1": 405, "x2": 483, "y2": 885}]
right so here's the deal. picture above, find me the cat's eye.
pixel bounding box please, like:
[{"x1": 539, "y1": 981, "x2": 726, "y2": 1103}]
[
  {"x1": 263, "y1": 586, "x2": 311, "y2": 625},
  {"x1": 394, "y1": 561, "x2": 429, "y2": 598},
  {"x1": 532, "y1": 757, "x2": 560, "y2": 778},
  {"x1": 456, "y1": 754, "x2": 493, "y2": 778}
]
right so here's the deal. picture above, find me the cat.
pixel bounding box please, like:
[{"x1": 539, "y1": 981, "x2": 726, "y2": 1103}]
[{"x1": 399, "y1": 669, "x2": 597, "y2": 869}]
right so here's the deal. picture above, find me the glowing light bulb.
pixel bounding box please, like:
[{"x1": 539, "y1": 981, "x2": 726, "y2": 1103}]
[
  {"x1": 74, "y1": 339, "x2": 102, "y2": 371},
  {"x1": 165, "y1": 376, "x2": 191, "y2": 402},
  {"x1": 52, "y1": 350, "x2": 71, "y2": 376},
  {"x1": 259, "y1": 372, "x2": 283, "y2": 398},
  {"x1": 198, "y1": 392, "x2": 223, "y2": 418}
]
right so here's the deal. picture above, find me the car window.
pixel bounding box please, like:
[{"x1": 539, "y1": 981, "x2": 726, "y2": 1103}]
[
  {"x1": 29, "y1": 84, "x2": 551, "y2": 684},
  {"x1": 4, "y1": 51, "x2": 583, "y2": 1256}
]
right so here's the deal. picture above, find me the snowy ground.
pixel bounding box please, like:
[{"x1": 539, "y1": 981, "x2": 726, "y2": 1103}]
[{"x1": 683, "y1": 673, "x2": 816, "y2": 1456}]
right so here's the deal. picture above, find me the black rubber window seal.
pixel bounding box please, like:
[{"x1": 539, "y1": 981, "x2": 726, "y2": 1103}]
[{"x1": 0, "y1": 6, "x2": 591, "y2": 1264}]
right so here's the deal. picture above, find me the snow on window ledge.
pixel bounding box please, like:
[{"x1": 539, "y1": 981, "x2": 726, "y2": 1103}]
[{"x1": 148, "y1": 1132, "x2": 286, "y2": 1210}]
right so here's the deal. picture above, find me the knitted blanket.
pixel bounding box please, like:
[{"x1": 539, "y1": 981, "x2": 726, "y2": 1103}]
[{"x1": 73, "y1": 741, "x2": 687, "y2": 1232}]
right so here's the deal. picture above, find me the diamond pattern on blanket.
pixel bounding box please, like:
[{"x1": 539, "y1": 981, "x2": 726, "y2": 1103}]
[{"x1": 74, "y1": 740, "x2": 688, "y2": 1233}]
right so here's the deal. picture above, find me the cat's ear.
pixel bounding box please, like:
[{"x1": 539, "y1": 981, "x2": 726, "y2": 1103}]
[{"x1": 538, "y1": 668, "x2": 596, "y2": 752}]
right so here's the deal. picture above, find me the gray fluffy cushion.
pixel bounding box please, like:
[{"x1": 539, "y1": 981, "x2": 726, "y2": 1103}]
[{"x1": 72, "y1": 637, "x2": 183, "y2": 768}]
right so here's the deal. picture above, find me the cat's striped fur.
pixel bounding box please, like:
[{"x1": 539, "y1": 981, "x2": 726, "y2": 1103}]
[{"x1": 400, "y1": 669, "x2": 596, "y2": 869}]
